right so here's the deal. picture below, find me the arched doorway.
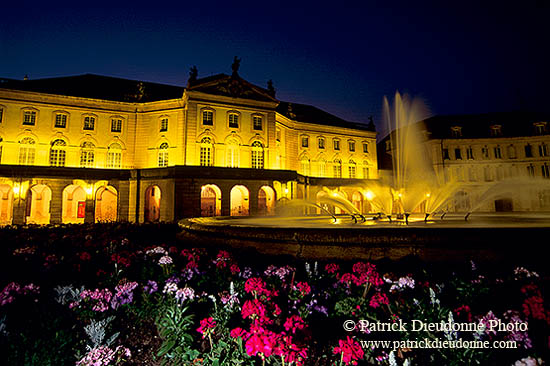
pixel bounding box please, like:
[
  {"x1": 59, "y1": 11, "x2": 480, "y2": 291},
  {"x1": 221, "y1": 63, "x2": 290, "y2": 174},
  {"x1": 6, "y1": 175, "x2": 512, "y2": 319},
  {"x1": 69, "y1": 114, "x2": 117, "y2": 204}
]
[
  {"x1": 26, "y1": 184, "x2": 52, "y2": 224},
  {"x1": 201, "y1": 184, "x2": 221, "y2": 216},
  {"x1": 95, "y1": 186, "x2": 118, "y2": 222},
  {"x1": 352, "y1": 191, "x2": 363, "y2": 213},
  {"x1": 230, "y1": 185, "x2": 249, "y2": 216},
  {"x1": 145, "y1": 185, "x2": 161, "y2": 222},
  {"x1": 0, "y1": 184, "x2": 14, "y2": 225},
  {"x1": 62, "y1": 185, "x2": 87, "y2": 224},
  {"x1": 258, "y1": 186, "x2": 276, "y2": 215}
]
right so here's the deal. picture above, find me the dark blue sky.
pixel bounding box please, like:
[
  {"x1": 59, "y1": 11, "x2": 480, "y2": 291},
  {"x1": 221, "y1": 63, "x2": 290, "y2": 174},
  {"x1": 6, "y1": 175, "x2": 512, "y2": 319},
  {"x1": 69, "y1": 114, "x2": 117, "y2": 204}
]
[{"x1": 1, "y1": 1, "x2": 548, "y2": 136}]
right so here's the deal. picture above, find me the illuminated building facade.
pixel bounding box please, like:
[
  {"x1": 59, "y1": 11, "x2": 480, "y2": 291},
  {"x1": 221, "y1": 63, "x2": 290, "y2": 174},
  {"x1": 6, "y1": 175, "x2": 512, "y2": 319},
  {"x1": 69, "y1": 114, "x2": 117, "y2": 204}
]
[{"x1": 0, "y1": 67, "x2": 377, "y2": 224}]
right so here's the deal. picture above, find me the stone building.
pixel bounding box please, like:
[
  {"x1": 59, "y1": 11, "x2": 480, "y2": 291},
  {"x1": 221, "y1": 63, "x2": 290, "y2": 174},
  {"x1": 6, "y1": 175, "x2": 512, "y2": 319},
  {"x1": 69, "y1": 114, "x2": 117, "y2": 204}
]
[
  {"x1": 0, "y1": 66, "x2": 377, "y2": 224},
  {"x1": 378, "y1": 111, "x2": 550, "y2": 212}
]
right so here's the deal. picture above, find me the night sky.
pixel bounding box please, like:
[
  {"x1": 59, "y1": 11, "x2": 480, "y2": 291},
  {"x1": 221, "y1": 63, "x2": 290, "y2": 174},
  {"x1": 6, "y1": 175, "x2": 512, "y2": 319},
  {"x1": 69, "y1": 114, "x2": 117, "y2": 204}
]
[{"x1": 1, "y1": 1, "x2": 548, "y2": 137}]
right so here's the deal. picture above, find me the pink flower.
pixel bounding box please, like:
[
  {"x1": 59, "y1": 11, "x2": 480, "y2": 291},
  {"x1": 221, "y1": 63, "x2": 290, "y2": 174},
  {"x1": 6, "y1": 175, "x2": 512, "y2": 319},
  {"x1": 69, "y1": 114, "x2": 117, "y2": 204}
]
[
  {"x1": 369, "y1": 292, "x2": 389, "y2": 308},
  {"x1": 284, "y1": 315, "x2": 306, "y2": 334},
  {"x1": 333, "y1": 336, "x2": 364, "y2": 365},
  {"x1": 242, "y1": 299, "x2": 267, "y2": 320},
  {"x1": 295, "y1": 282, "x2": 311, "y2": 296},
  {"x1": 230, "y1": 327, "x2": 247, "y2": 339},
  {"x1": 325, "y1": 263, "x2": 340, "y2": 274},
  {"x1": 196, "y1": 317, "x2": 216, "y2": 338}
]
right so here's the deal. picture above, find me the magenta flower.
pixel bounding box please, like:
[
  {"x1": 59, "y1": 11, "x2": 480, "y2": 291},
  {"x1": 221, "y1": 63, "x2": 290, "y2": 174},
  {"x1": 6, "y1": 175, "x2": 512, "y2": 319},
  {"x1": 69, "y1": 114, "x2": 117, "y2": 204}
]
[{"x1": 332, "y1": 336, "x2": 364, "y2": 365}]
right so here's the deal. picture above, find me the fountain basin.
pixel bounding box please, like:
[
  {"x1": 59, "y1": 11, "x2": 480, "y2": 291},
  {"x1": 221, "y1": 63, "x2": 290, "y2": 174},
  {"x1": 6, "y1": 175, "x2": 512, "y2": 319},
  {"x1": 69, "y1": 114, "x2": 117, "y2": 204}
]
[{"x1": 178, "y1": 213, "x2": 550, "y2": 263}]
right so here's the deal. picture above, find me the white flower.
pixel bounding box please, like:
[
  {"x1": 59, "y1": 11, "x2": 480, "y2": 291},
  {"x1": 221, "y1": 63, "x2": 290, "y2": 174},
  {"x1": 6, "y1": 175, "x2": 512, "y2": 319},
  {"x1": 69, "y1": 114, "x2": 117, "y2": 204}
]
[
  {"x1": 163, "y1": 282, "x2": 178, "y2": 294},
  {"x1": 158, "y1": 256, "x2": 173, "y2": 265}
]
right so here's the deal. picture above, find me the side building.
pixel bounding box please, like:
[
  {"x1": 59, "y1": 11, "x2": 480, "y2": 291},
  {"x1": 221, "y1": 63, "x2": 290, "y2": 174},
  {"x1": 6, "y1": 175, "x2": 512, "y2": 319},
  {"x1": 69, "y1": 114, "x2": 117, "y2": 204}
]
[
  {"x1": 378, "y1": 111, "x2": 550, "y2": 212},
  {"x1": 0, "y1": 69, "x2": 377, "y2": 224}
]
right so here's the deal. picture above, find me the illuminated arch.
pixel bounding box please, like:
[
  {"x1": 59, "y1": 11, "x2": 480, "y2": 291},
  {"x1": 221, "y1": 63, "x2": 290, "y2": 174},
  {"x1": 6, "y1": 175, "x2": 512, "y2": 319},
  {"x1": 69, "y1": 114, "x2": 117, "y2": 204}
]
[
  {"x1": 144, "y1": 185, "x2": 161, "y2": 222},
  {"x1": 62, "y1": 185, "x2": 87, "y2": 223},
  {"x1": 201, "y1": 184, "x2": 222, "y2": 216},
  {"x1": 95, "y1": 185, "x2": 118, "y2": 222},
  {"x1": 230, "y1": 185, "x2": 249, "y2": 216}
]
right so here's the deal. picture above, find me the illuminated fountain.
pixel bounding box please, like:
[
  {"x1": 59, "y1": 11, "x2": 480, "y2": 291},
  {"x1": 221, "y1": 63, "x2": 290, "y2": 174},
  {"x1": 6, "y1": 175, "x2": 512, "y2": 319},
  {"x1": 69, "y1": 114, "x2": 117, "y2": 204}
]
[{"x1": 179, "y1": 93, "x2": 550, "y2": 262}]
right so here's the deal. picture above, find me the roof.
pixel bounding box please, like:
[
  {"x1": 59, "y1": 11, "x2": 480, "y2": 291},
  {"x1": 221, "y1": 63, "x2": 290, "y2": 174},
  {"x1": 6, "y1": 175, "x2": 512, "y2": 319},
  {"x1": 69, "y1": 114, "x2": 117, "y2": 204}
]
[
  {"x1": 422, "y1": 111, "x2": 550, "y2": 139},
  {"x1": 0, "y1": 74, "x2": 185, "y2": 102},
  {"x1": 0, "y1": 72, "x2": 375, "y2": 131},
  {"x1": 187, "y1": 73, "x2": 277, "y2": 103},
  {"x1": 276, "y1": 101, "x2": 375, "y2": 131}
]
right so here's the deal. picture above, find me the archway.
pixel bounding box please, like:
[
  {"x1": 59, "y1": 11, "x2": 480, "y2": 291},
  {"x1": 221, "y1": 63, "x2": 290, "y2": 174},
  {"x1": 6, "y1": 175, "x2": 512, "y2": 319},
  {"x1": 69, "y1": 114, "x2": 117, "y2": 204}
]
[
  {"x1": 0, "y1": 184, "x2": 14, "y2": 225},
  {"x1": 62, "y1": 185, "x2": 87, "y2": 224},
  {"x1": 201, "y1": 184, "x2": 221, "y2": 216},
  {"x1": 95, "y1": 185, "x2": 118, "y2": 222},
  {"x1": 230, "y1": 185, "x2": 249, "y2": 216},
  {"x1": 258, "y1": 186, "x2": 276, "y2": 215},
  {"x1": 352, "y1": 191, "x2": 363, "y2": 213},
  {"x1": 145, "y1": 185, "x2": 161, "y2": 222},
  {"x1": 26, "y1": 184, "x2": 52, "y2": 224}
]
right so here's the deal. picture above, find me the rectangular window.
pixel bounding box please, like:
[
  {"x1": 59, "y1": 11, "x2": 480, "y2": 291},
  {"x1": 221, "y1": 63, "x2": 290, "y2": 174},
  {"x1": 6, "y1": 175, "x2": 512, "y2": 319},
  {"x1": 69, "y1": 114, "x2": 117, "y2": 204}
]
[
  {"x1": 111, "y1": 118, "x2": 122, "y2": 132},
  {"x1": 55, "y1": 114, "x2": 67, "y2": 128},
  {"x1": 23, "y1": 110, "x2": 36, "y2": 126},
  {"x1": 527, "y1": 164, "x2": 535, "y2": 177},
  {"x1": 318, "y1": 138, "x2": 325, "y2": 149},
  {"x1": 251, "y1": 151, "x2": 264, "y2": 169},
  {"x1": 494, "y1": 146, "x2": 502, "y2": 159},
  {"x1": 349, "y1": 165, "x2": 356, "y2": 178},
  {"x1": 200, "y1": 146, "x2": 212, "y2": 166},
  {"x1": 0, "y1": 108, "x2": 3, "y2": 124},
  {"x1": 482, "y1": 146, "x2": 490, "y2": 159},
  {"x1": 229, "y1": 114, "x2": 239, "y2": 128},
  {"x1": 160, "y1": 118, "x2": 168, "y2": 132},
  {"x1": 333, "y1": 164, "x2": 342, "y2": 178},
  {"x1": 363, "y1": 167, "x2": 369, "y2": 179},
  {"x1": 107, "y1": 152, "x2": 121, "y2": 168},
  {"x1": 443, "y1": 148, "x2": 450, "y2": 160},
  {"x1": 301, "y1": 136, "x2": 309, "y2": 148},
  {"x1": 334, "y1": 140, "x2": 340, "y2": 151},
  {"x1": 80, "y1": 151, "x2": 94, "y2": 167},
  {"x1": 83, "y1": 116, "x2": 95, "y2": 130},
  {"x1": 539, "y1": 144, "x2": 548, "y2": 157},
  {"x1": 19, "y1": 147, "x2": 35, "y2": 165},
  {"x1": 276, "y1": 129, "x2": 281, "y2": 142},
  {"x1": 50, "y1": 149, "x2": 66, "y2": 167},
  {"x1": 543, "y1": 164, "x2": 550, "y2": 178},
  {"x1": 349, "y1": 141, "x2": 355, "y2": 152},
  {"x1": 203, "y1": 111, "x2": 213, "y2": 125},
  {"x1": 455, "y1": 148, "x2": 462, "y2": 160},
  {"x1": 253, "y1": 116, "x2": 262, "y2": 130},
  {"x1": 525, "y1": 144, "x2": 533, "y2": 158},
  {"x1": 158, "y1": 151, "x2": 169, "y2": 167},
  {"x1": 466, "y1": 147, "x2": 474, "y2": 160},
  {"x1": 363, "y1": 143, "x2": 369, "y2": 153}
]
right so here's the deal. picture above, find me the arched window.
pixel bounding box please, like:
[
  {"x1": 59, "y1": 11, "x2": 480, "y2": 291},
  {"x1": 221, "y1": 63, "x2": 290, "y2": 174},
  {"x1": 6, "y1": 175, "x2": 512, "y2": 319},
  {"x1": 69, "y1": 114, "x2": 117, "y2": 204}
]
[
  {"x1": 348, "y1": 159, "x2": 357, "y2": 178},
  {"x1": 333, "y1": 159, "x2": 342, "y2": 178},
  {"x1": 107, "y1": 143, "x2": 122, "y2": 168},
  {"x1": 158, "y1": 142, "x2": 169, "y2": 167},
  {"x1": 362, "y1": 160, "x2": 370, "y2": 179},
  {"x1": 80, "y1": 142, "x2": 95, "y2": 168},
  {"x1": 18, "y1": 137, "x2": 36, "y2": 165},
  {"x1": 318, "y1": 159, "x2": 326, "y2": 177},
  {"x1": 226, "y1": 138, "x2": 239, "y2": 168},
  {"x1": 50, "y1": 139, "x2": 67, "y2": 166},
  {"x1": 200, "y1": 137, "x2": 213, "y2": 166},
  {"x1": 300, "y1": 156, "x2": 310, "y2": 175},
  {"x1": 251, "y1": 141, "x2": 264, "y2": 169}
]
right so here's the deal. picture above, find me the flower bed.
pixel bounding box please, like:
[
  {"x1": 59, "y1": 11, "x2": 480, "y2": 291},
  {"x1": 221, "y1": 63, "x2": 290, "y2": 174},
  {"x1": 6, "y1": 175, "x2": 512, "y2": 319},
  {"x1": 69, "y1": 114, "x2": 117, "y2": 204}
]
[{"x1": 0, "y1": 223, "x2": 548, "y2": 365}]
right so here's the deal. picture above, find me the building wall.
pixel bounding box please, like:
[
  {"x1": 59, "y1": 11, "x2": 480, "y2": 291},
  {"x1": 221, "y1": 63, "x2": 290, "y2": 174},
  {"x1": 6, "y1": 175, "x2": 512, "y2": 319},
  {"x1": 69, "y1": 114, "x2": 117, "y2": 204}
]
[{"x1": 0, "y1": 83, "x2": 378, "y2": 223}]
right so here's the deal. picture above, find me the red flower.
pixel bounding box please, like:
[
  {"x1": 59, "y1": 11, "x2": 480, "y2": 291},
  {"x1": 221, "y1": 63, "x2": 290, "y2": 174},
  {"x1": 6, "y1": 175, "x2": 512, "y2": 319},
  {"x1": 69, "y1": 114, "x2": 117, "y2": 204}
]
[
  {"x1": 333, "y1": 336, "x2": 364, "y2": 365},
  {"x1": 284, "y1": 315, "x2": 306, "y2": 334},
  {"x1": 196, "y1": 317, "x2": 216, "y2": 338},
  {"x1": 242, "y1": 299, "x2": 267, "y2": 320},
  {"x1": 230, "y1": 327, "x2": 247, "y2": 339},
  {"x1": 369, "y1": 292, "x2": 389, "y2": 308},
  {"x1": 325, "y1": 263, "x2": 340, "y2": 274},
  {"x1": 79, "y1": 252, "x2": 91, "y2": 261},
  {"x1": 295, "y1": 282, "x2": 311, "y2": 296},
  {"x1": 230, "y1": 263, "x2": 240, "y2": 275},
  {"x1": 245, "y1": 277, "x2": 272, "y2": 298}
]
